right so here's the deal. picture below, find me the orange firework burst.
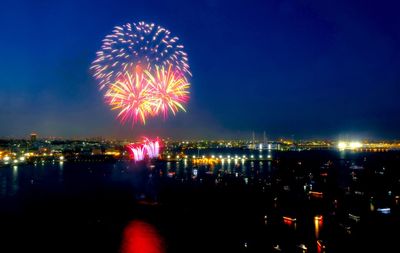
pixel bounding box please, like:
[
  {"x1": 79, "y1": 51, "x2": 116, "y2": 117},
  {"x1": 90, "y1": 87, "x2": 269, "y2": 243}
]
[
  {"x1": 105, "y1": 65, "x2": 190, "y2": 125},
  {"x1": 105, "y1": 70, "x2": 156, "y2": 125},
  {"x1": 145, "y1": 65, "x2": 190, "y2": 118}
]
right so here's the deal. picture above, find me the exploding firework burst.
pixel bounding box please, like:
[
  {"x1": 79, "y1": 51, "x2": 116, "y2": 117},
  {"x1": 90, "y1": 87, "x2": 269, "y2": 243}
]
[
  {"x1": 105, "y1": 69, "x2": 156, "y2": 125},
  {"x1": 91, "y1": 21, "x2": 190, "y2": 90},
  {"x1": 105, "y1": 65, "x2": 189, "y2": 125},
  {"x1": 145, "y1": 65, "x2": 190, "y2": 118}
]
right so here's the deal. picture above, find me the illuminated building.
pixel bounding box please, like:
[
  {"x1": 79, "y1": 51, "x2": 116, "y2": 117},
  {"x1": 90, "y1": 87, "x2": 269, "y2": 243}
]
[{"x1": 30, "y1": 133, "x2": 37, "y2": 142}]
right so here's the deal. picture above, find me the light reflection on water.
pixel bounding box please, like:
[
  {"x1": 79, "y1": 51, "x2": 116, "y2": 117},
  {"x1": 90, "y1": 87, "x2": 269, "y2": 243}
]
[
  {"x1": 0, "y1": 165, "x2": 20, "y2": 197},
  {"x1": 0, "y1": 150, "x2": 399, "y2": 252},
  {"x1": 12, "y1": 165, "x2": 18, "y2": 195},
  {"x1": 314, "y1": 215, "x2": 323, "y2": 239},
  {"x1": 121, "y1": 220, "x2": 164, "y2": 253},
  {"x1": 0, "y1": 149, "x2": 384, "y2": 200}
]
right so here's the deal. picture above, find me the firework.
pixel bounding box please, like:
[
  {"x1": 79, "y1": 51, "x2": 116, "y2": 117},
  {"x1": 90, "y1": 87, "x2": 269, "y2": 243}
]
[
  {"x1": 91, "y1": 21, "x2": 190, "y2": 90},
  {"x1": 105, "y1": 69, "x2": 156, "y2": 125},
  {"x1": 92, "y1": 21, "x2": 191, "y2": 125},
  {"x1": 127, "y1": 137, "x2": 161, "y2": 161},
  {"x1": 145, "y1": 65, "x2": 190, "y2": 118},
  {"x1": 105, "y1": 65, "x2": 189, "y2": 124},
  {"x1": 142, "y1": 137, "x2": 160, "y2": 158},
  {"x1": 127, "y1": 144, "x2": 146, "y2": 161}
]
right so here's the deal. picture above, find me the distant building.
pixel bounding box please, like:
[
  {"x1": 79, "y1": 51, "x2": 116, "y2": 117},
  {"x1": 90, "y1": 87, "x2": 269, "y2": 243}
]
[
  {"x1": 30, "y1": 133, "x2": 37, "y2": 142},
  {"x1": 91, "y1": 148, "x2": 103, "y2": 155}
]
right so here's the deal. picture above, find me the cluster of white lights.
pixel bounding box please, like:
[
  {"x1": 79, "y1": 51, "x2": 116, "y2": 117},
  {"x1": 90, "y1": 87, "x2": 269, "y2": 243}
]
[
  {"x1": 168, "y1": 154, "x2": 273, "y2": 160},
  {"x1": 338, "y1": 141, "x2": 363, "y2": 150},
  {"x1": 3, "y1": 156, "x2": 28, "y2": 163}
]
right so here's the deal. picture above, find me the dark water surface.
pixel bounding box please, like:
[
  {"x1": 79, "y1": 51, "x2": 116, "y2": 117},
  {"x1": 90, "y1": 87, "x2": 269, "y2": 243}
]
[{"x1": 1, "y1": 150, "x2": 400, "y2": 252}]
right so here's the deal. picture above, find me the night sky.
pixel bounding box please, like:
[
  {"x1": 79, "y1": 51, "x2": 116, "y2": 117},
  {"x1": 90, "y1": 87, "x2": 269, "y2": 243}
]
[{"x1": 1, "y1": 0, "x2": 399, "y2": 140}]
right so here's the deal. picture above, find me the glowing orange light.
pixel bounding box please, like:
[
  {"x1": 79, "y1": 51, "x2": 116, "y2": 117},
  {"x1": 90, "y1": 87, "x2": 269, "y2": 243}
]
[
  {"x1": 309, "y1": 191, "x2": 324, "y2": 198},
  {"x1": 314, "y1": 215, "x2": 323, "y2": 239}
]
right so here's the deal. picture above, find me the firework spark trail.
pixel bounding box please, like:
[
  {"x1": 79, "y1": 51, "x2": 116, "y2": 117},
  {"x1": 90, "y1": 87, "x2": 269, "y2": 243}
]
[
  {"x1": 127, "y1": 144, "x2": 146, "y2": 161},
  {"x1": 143, "y1": 137, "x2": 160, "y2": 158}
]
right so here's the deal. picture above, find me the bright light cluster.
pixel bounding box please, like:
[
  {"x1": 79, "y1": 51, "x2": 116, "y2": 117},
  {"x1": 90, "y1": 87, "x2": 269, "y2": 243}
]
[
  {"x1": 127, "y1": 137, "x2": 160, "y2": 161},
  {"x1": 91, "y1": 21, "x2": 191, "y2": 125},
  {"x1": 338, "y1": 141, "x2": 363, "y2": 150}
]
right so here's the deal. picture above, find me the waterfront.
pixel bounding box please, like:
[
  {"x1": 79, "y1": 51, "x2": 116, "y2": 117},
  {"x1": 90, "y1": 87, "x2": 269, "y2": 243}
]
[{"x1": 1, "y1": 149, "x2": 400, "y2": 252}]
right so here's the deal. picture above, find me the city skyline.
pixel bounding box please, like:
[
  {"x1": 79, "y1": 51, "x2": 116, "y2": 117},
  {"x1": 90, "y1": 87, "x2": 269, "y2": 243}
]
[
  {"x1": 3, "y1": 132, "x2": 400, "y2": 143},
  {"x1": 1, "y1": 0, "x2": 400, "y2": 139}
]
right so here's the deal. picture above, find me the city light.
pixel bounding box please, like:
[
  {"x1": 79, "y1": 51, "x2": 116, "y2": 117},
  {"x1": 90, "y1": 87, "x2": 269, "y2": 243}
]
[
  {"x1": 377, "y1": 208, "x2": 391, "y2": 214},
  {"x1": 350, "y1": 141, "x2": 362, "y2": 149},
  {"x1": 283, "y1": 216, "x2": 297, "y2": 225},
  {"x1": 338, "y1": 141, "x2": 347, "y2": 150},
  {"x1": 338, "y1": 141, "x2": 363, "y2": 150}
]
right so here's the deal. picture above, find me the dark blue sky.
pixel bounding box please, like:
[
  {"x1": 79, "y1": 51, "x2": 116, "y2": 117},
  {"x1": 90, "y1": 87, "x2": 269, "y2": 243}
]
[{"x1": 1, "y1": 0, "x2": 399, "y2": 140}]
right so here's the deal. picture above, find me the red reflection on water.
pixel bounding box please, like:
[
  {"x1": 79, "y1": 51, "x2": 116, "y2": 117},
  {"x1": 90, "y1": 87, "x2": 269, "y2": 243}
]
[
  {"x1": 121, "y1": 220, "x2": 164, "y2": 253},
  {"x1": 283, "y1": 216, "x2": 296, "y2": 225}
]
